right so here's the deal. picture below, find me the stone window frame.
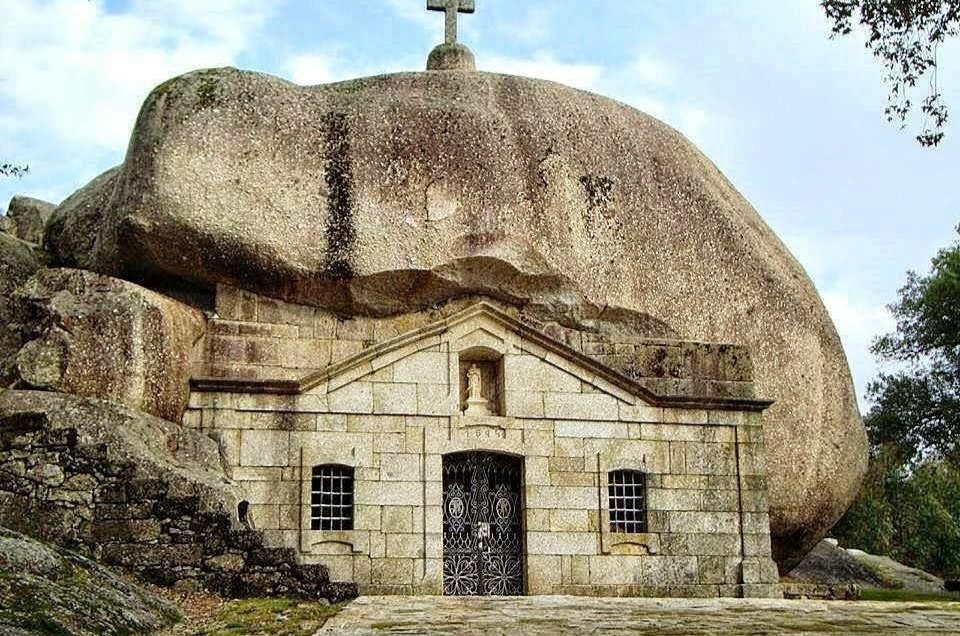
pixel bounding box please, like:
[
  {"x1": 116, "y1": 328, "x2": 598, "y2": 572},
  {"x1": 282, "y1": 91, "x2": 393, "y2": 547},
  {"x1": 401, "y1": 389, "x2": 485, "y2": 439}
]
[
  {"x1": 597, "y1": 455, "x2": 660, "y2": 555},
  {"x1": 310, "y1": 464, "x2": 355, "y2": 531},
  {"x1": 299, "y1": 448, "x2": 364, "y2": 555}
]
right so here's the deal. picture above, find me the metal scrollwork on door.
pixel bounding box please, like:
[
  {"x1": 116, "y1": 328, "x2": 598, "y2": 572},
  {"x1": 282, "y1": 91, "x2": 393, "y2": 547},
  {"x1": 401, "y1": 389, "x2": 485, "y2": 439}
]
[{"x1": 442, "y1": 452, "x2": 524, "y2": 596}]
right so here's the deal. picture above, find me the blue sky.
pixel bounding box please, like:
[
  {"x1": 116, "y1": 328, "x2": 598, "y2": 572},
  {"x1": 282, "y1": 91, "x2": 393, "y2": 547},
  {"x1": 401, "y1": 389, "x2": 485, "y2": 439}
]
[{"x1": 2, "y1": 0, "x2": 958, "y2": 408}]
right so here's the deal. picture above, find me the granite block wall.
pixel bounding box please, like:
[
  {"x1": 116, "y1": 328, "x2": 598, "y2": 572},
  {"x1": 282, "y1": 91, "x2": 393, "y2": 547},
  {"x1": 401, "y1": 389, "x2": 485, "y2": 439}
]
[
  {"x1": 187, "y1": 296, "x2": 782, "y2": 598},
  {"x1": 202, "y1": 286, "x2": 755, "y2": 404}
]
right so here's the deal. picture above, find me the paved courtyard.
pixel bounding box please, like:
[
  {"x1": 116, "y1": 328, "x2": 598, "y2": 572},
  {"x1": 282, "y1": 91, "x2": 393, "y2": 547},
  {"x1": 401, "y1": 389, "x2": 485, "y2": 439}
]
[{"x1": 318, "y1": 595, "x2": 960, "y2": 635}]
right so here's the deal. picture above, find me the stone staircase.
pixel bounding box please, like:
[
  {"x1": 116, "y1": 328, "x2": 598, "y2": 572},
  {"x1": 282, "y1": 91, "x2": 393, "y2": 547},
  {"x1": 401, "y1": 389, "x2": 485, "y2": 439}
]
[{"x1": 0, "y1": 391, "x2": 356, "y2": 601}]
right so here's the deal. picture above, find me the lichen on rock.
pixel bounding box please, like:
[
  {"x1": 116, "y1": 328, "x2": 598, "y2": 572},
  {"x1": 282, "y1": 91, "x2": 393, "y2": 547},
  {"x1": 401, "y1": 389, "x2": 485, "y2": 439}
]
[
  {"x1": 0, "y1": 527, "x2": 180, "y2": 636},
  {"x1": 13, "y1": 268, "x2": 205, "y2": 421}
]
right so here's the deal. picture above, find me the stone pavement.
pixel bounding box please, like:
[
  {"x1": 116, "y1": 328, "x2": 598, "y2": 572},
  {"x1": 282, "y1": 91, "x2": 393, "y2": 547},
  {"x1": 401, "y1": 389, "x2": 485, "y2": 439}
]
[{"x1": 318, "y1": 595, "x2": 960, "y2": 635}]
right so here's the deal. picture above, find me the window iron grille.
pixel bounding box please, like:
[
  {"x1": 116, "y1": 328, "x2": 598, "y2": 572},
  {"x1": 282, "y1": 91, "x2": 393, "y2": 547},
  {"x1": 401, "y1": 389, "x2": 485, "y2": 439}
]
[
  {"x1": 311, "y1": 464, "x2": 354, "y2": 531},
  {"x1": 608, "y1": 469, "x2": 647, "y2": 533}
]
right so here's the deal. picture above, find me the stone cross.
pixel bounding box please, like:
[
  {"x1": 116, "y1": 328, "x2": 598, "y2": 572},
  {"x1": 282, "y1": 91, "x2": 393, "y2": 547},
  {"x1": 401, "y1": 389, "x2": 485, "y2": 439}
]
[{"x1": 427, "y1": 0, "x2": 475, "y2": 45}]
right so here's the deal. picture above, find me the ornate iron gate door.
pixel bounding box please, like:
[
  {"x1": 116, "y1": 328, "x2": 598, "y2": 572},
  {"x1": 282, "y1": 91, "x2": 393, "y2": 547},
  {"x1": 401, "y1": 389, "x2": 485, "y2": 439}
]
[{"x1": 442, "y1": 452, "x2": 524, "y2": 595}]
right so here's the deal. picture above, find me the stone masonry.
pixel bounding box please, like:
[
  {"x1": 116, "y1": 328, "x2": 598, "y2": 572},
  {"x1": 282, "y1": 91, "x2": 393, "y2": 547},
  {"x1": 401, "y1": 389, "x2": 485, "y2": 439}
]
[
  {"x1": 186, "y1": 291, "x2": 781, "y2": 598},
  {"x1": 0, "y1": 391, "x2": 355, "y2": 602}
]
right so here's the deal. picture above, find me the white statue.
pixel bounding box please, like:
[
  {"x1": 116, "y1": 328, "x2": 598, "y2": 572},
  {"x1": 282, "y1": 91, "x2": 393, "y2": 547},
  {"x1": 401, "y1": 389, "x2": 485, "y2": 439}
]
[
  {"x1": 467, "y1": 364, "x2": 483, "y2": 400},
  {"x1": 464, "y1": 363, "x2": 493, "y2": 416}
]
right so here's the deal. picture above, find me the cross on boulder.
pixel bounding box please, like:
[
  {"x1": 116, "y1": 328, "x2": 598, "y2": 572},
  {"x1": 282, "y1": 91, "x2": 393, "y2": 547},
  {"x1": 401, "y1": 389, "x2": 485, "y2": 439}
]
[{"x1": 428, "y1": 0, "x2": 475, "y2": 45}]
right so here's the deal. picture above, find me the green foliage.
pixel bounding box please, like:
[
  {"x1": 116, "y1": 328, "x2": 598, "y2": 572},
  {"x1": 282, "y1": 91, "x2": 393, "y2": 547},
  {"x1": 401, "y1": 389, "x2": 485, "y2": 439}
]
[
  {"x1": 821, "y1": 0, "x2": 960, "y2": 146},
  {"x1": 834, "y1": 448, "x2": 897, "y2": 557},
  {"x1": 836, "y1": 453, "x2": 960, "y2": 578},
  {"x1": 868, "y1": 226, "x2": 960, "y2": 465},
  {"x1": 195, "y1": 74, "x2": 222, "y2": 110},
  {"x1": 834, "y1": 227, "x2": 960, "y2": 578}
]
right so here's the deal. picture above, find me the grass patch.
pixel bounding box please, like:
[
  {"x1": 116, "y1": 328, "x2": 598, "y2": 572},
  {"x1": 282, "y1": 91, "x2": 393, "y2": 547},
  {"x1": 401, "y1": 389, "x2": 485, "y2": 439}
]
[
  {"x1": 369, "y1": 621, "x2": 418, "y2": 630},
  {"x1": 177, "y1": 597, "x2": 343, "y2": 636},
  {"x1": 860, "y1": 587, "x2": 960, "y2": 604}
]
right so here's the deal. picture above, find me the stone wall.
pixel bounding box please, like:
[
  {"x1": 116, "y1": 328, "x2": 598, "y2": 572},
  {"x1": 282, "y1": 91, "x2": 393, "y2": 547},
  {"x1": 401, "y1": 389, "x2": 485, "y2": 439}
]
[
  {"x1": 540, "y1": 327, "x2": 755, "y2": 401},
  {"x1": 188, "y1": 299, "x2": 781, "y2": 598},
  {"x1": 203, "y1": 286, "x2": 754, "y2": 403},
  {"x1": 188, "y1": 404, "x2": 780, "y2": 597},
  {"x1": 0, "y1": 390, "x2": 355, "y2": 602}
]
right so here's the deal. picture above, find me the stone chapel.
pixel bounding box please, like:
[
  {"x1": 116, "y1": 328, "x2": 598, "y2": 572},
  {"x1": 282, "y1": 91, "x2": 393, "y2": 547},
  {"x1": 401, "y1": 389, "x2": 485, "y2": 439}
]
[
  {"x1": 189, "y1": 293, "x2": 781, "y2": 597},
  {"x1": 179, "y1": 8, "x2": 781, "y2": 597}
]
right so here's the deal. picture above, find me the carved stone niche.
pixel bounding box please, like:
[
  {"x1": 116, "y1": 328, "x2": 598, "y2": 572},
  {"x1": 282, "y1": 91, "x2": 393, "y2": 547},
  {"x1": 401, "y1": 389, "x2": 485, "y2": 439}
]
[{"x1": 458, "y1": 346, "x2": 503, "y2": 417}]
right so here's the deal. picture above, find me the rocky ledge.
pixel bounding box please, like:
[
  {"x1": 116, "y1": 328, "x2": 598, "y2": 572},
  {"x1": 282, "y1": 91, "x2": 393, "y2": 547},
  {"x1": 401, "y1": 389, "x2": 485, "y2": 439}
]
[{"x1": 0, "y1": 526, "x2": 179, "y2": 636}]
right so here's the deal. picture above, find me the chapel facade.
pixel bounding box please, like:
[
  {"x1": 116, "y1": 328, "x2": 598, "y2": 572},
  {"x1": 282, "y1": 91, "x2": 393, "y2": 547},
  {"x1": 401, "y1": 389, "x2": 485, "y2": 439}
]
[{"x1": 185, "y1": 286, "x2": 782, "y2": 598}]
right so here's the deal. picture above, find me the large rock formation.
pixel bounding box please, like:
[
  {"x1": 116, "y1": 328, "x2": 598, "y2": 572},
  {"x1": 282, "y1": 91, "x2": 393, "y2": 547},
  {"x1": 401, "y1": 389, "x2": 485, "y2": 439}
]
[
  {"x1": 0, "y1": 233, "x2": 43, "y2": 386},
  {"x1": 1, "y1": 195, "x2": 56, "y2": 245},
  {"x1": 45, "y1": 168, "x2": 119, "y2": 270},
  {"x1": 14, "y1": 268, "x2": 204, "y2": 421},
  {"x1": 44, "y1": 67, "x2": 867, "y2": 568}
]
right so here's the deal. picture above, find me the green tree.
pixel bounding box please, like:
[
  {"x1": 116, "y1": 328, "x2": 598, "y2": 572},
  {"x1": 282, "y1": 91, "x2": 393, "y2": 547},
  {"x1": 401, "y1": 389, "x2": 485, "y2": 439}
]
[
  {"x1": 868, "y1": 225, "x2": 960, "y2": 464},
  {"x1": 822, "y1": 0, "x2": 960, "y2": 146},
  {"x1": 834, "y1": 226, "x2": 960, "y2": 578},
  {"x1": 834, "y1": 447, "x2": 960, "y2": 577}
]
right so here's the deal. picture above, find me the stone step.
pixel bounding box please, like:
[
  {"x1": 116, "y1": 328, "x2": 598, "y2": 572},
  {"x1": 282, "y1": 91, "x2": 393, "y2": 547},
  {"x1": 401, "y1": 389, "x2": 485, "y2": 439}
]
[
  {"x1": 247, "y1": 545, "x2": 299, "y2": 566},
  {"x1": 153, "y1": 495, "x2": 200, "y2": 519}
]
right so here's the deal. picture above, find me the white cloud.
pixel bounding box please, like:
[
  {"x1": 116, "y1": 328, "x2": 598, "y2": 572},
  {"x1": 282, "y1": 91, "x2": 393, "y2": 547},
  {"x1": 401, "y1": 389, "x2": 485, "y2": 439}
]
[
  {"x1": 822, "y1": 286, "x2": 894, "y2": 405},
  {"x1": 597, "y1": 51, "x2": 720, "y2": 151},
  {"x1": 628, "y1": 55, "x2": 674, "y2": 87},
  {"x1": 0, "y1": 0, "x2": 277, "y2": 152},
  {"x1": 385, "y1": 0, "x2": 436, "y2": 30},
  {"x1": 287, "y1": 53, "x2": 337, "y2": 86},
  {"x1": 285, "y1": 50, "x2": 423, "y2": 87},
  {"x1": 782, "y1": 229, "x2": 897, "y2": 407},
  {"x1": 474, "y1": 48, "x2": 721, "y2": 152},
  {"x1": 675, "y1": 104, "x2": 715, "y2": 147},
  {"x1": 621, "y1": 95, "x2": 669, "y2": 120},
  {"x1": 480, "y1": 51, "x2": 603, "y2": 91},
  {"x1": 496, "y1": 6, "x2": 551, "y2": 45}
]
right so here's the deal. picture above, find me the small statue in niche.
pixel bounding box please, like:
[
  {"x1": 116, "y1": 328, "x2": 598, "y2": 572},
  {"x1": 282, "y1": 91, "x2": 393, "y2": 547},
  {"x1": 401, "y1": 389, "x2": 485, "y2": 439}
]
[
  {"x1": 467, "y1": 364, "x2": 483, "y2": 400},
  {"x1": 464, "y1": 363, "x2": 493, "y2": 416}
]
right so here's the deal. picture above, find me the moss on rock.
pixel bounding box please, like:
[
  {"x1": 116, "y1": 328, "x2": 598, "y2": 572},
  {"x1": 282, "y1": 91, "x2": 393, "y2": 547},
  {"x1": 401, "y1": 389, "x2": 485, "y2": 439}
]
[{"x1": 0, "y1": 527, "x2": 180, "y2": 636}]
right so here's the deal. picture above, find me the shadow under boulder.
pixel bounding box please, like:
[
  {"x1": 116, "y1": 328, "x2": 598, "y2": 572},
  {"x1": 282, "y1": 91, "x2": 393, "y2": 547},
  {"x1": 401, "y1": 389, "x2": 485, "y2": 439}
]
[{"x1": 0, "y1": 234, "x2": 43, "y2": 387}]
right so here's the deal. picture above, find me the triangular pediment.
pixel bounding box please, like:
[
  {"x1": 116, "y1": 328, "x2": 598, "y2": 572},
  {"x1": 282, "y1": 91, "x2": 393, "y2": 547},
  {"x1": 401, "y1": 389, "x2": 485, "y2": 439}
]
[
  {"x1": 191, "y1": 301, "x2": 772, "y2": 413},
  {"x1": 300, "y1": 302, "x2": 638, "y2": 405}
]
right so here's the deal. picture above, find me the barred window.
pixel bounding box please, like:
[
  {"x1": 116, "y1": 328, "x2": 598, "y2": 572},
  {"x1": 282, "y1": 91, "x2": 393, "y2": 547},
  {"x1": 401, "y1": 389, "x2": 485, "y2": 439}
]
[
  {"x1": 608, "y1": 469, "x2": 647, "y2": 533},
  {"x1": 311, "y1": 464, "x2": 354, "y2": 531}
]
